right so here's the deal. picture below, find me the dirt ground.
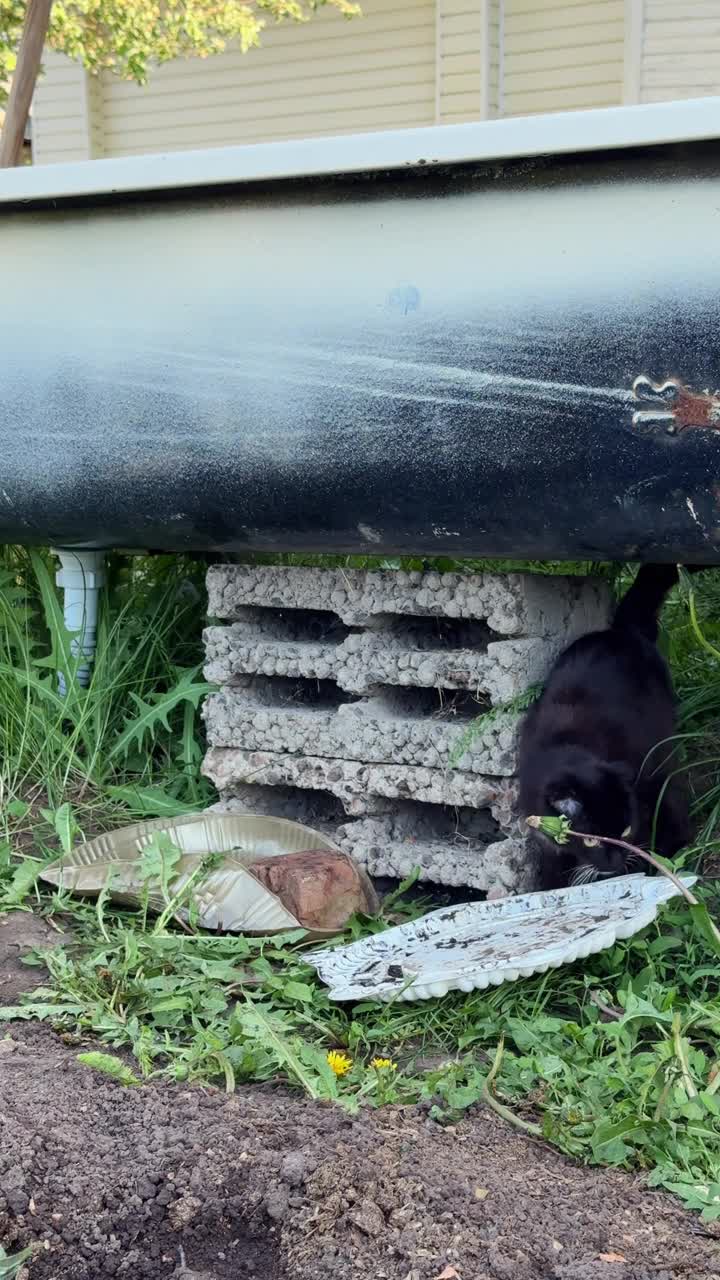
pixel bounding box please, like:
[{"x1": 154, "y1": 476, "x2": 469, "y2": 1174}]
[{"x1": 1, "y1": 916, "x2": 719, "y2": 1280}]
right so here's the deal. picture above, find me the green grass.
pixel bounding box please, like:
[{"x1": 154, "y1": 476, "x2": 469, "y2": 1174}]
[
  {"x1": 0, "y1": 546, "x2": 214, "y2": 848},
  {"x1": 0, "y1": 1244, "x2": 35, "y2": 1278},
  {"x1": 232, "y1": 550, "x2": 614, "y2": 577},
  {"x1": 1, "y1": 550, "x2": 720, "y2": 1222}
]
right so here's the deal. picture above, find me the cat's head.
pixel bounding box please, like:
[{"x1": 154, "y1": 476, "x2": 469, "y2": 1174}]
[{"x1": 540, "y1": 755, "x2": 640, "y2": 883}]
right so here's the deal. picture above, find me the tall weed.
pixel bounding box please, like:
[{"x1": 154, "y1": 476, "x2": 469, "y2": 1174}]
[
  {"x1": 1, "y1": 549, "x2": 720, "y2": 1224},
  {"x1": 0, "y1": 548, "x2": 214, "y2": 845}
]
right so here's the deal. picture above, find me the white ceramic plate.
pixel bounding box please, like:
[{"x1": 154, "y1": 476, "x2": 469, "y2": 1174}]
[{"x1": 307, "y1": 873, "x2": 697, "y2": 1002}]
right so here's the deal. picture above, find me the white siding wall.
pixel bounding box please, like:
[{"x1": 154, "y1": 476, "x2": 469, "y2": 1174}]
[
  {"x1": 503, "y1": 0, "x2": 625, "y2": 117},
  {"x1": 100, "y1": 0, "x2": 436, "y2": 157},
  {"x1": 639, "y1": 1, "x2": 720, "y2": 103}
]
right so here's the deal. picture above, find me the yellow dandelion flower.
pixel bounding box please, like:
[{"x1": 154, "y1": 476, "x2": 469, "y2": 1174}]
[
  {"x1": 327, "y1": 1049, "x2": 352, "y2": 1077},
  {"x1": 370, "y1": 1057, "x2": 397, "y2": 1072}
]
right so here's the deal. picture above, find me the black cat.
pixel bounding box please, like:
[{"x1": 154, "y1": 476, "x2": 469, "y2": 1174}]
[{"x1": 518, "y1": 565, "x2": 702, "y2": 890}]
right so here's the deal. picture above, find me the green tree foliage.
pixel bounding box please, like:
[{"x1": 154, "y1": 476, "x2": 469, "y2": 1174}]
[{"x1": 0, "y1": 0, "x2": 360, "y2": 105}]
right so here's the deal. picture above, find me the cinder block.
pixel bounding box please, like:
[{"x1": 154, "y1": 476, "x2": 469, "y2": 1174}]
[
  {"x1": 203, "y1": 747, "x2": 518, "y2": 820},
  {"x1": 338, "y1": 818, "x2": 533, "y2": 894},
  {"x1": 204, "y1": 622, "x2": 558, "y2": 704},
  {"x1": 210, "y1": 795, "x2": 533, "y2": 894},
  {"x1": 207, "y1": 565, "x2": 609, "y2": 637},
  {"x1": 203, "y1": 565, "x2": 611, "y2": 893},
  {"x1": 202, "y1": 686, "x2": 517, "y2": 776}
]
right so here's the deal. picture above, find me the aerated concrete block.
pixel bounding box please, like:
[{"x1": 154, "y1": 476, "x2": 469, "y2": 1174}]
[{"x1": 203, "y1": 565, "x2": 611, "y2": 893}]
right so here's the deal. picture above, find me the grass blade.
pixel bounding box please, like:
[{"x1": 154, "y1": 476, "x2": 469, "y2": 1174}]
[{"x1": 236, "y1": 1003, "x2": 323, "y2": 1100}]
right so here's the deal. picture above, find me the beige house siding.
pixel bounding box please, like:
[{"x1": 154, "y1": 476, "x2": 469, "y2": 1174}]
[
  {"x1": 488, "y1": 1, "x2": 503, "y2": 117},
  {"x1": 436, "y1": 0, "x2": 485, "y2": 123},
  {"x1": 102, "y1": 0, "x2": 436, "y2": 157},
  {"x1": 503, "y1": 0, "x2": 625, "y2": 117},
  {"x1": 32, "y1": 52, "x2": 94, "y2": 164},
  {"x1": 100, "y1": 0, "x2": 435, "y2": 155},
  {"x1": 639, "y1": 1, "x2": 720, "y2": 103},
  {"x1": 29, "y1": 1, "x2": 720, "y2": 166}
]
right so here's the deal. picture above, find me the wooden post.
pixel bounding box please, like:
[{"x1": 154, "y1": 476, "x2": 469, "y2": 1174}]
[{"x1": 0, "y1": 0, "x2": 54, "y2": 168}]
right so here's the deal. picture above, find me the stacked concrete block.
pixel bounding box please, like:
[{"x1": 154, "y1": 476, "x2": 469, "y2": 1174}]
[{"x1": 202, "y1": 566, "x2": 610, "y2": 895}]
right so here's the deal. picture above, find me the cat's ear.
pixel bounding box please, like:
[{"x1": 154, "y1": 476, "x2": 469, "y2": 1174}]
[{"x1": 552, "y1": 796, "x2": 582, "y2": 820}]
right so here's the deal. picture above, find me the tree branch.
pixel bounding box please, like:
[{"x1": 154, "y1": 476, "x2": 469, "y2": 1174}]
[{"x1": 0, "y1": 0, "x2": 53, "y2": 168}]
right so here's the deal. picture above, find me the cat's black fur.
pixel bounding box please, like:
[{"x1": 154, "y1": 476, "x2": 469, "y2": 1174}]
[{"x1": 518, "y1": 565, "x2": 703, "y2": 890}]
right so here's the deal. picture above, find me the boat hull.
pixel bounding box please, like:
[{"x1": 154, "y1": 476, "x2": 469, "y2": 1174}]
[{"x1": 3, "y1": 134, "x2": 720, "y2": 560}]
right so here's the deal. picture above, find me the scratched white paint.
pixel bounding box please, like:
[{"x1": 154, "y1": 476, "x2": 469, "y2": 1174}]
[
  {"x1": 5, "y1": 173, "x2": 720, "y2": 403},
  {"x1": 2, "y1": 138, "x2": 720, "y2": 553}
]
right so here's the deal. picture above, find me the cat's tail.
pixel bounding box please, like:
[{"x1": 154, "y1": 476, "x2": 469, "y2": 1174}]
[{"x1": 612, "y1": 563, "x2": 705, "y2": 640}]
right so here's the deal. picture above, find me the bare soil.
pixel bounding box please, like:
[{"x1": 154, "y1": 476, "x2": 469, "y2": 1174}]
[
  {"x1": 0, "y1": 912, "x2": 71, "y2": 1004},
  {"x1": 1, "y1": 919, "x2": 719, "y2": 1280}
]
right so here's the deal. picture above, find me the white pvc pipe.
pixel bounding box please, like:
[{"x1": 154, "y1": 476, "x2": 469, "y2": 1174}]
[{"x1": 51, "y1": 548, "x2": 106, "y2": 689}]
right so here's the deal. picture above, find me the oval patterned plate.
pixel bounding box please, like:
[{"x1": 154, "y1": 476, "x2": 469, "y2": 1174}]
[{"x1": 307, "y1": 873, "x2": 697, "y2": 1003}]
